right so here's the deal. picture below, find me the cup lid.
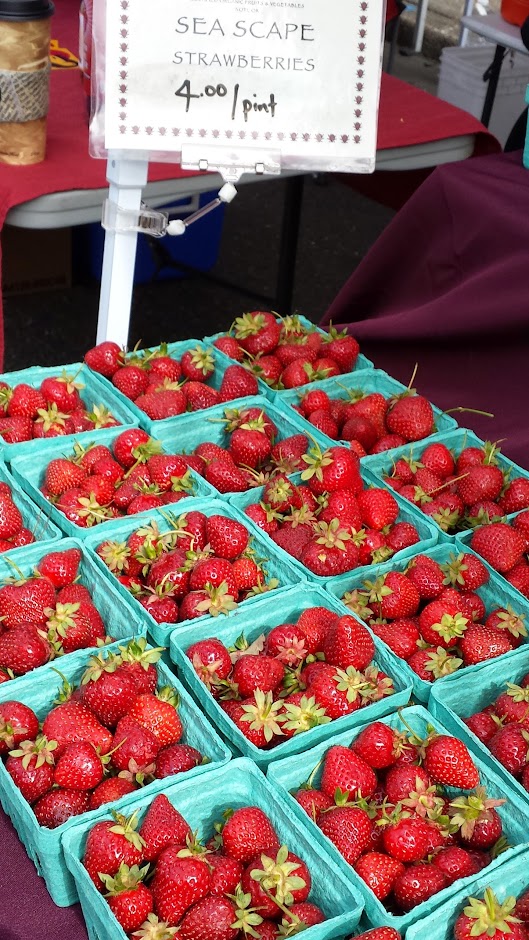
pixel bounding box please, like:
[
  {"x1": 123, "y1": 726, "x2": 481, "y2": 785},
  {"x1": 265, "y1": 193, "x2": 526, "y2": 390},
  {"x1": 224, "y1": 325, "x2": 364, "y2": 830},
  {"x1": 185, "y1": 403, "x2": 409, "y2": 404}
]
[{"x1": 0, "y1": 0, "x2": 54, "y2": 20}]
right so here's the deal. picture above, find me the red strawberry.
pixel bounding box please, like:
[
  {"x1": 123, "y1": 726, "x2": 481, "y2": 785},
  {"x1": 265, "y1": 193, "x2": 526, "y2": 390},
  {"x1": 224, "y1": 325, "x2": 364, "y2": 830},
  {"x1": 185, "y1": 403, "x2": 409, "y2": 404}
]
[
  {"x1": 135, "y1": 389, "x2": 187, "y2": 421},
  {"x1": 177, "y1": 895, "x2": 242, "y2": 940},
  {"x1": 358, "y1": 488, "x2": 399, "y2": 530},
  {"x1": 0, "y1": 415, "x2": 33, "y2": 443},
  {"x1": 113, "y1": 428, "x2": 156, "y2": 468},
  {"x1": 421, "y1": 442, "x2": 456, "y2": 478},
  {"x1": 454, "y1": 888, "x2": 527, "y2": 940},
  {"x1": 218, "y1": 365, "x2": 258, "y2": 402},
  {"x1": 0, "y1": 494, "x2": 22, "y2": 539},
  {"x1": 295, "y1": 787, "x2": 333, "y2": 821},
  {"x1": 37, "y1": 547, "x2": 82, "y2": 587},
  {"x1": 139, "y1": 793, "x2": 191, "y2": 863},
  {"x1": 7, "y1": 383, "x2": 47, "y2": 418},
  {"x1": 187, "y1": 638, "x2": 232, "y2": 687},
  {"x1": 423, "y1": 734, "x2": 480, "y2": 788},
  {"x1": 321, "y1": 745, "x2": 377, "y2": 800},
  {"x1": 460, "y1": 624, "x2": 513, "y2": 666},
  {"x1": 81, "y1": 653, "x2": 138, "y2": 727},
  {"x1": 84, "y1": 341, "x2": 124, "y2": 377},
  {"x1": 45, "y1": 458, "x2": 86, "y2": 496},
  {"x1": 386, "y1": 394, "x2": 435, "y2": 441},
  {"x1": 207, "y1": 854, "x2": 244, "y2": 897},
  {"x1": 232, "y1": 655, "x2": 284, "y2": 698},
  {"x1": 88, "y1": 777, "x2": 136, "y2": 810},
  {"x1": 53, "y1": 740, "x2": 104, "y2": 790},
  {"x1": 152, "y1": 849, "x2": 212, "y2": 927},
  {"x1": 127, "y1": 689, "x2": 183, "y2": 748},
  {"x1": 322, "y1": 615, "x2": 375, "y2": 671},
  {"x1": 350, "y1": 930, "x2": 402, "y2": 940},
  {"x1": 180, "y1": 345, "x2": 215, "y2": 381},
  {"x1": 155, "y1": 743, "x2": 202, "y2": 778},
  {"x1": 42, "y1": 700, "x2": 113, "y2": 758},
  {"x1": 84, "y1": 811, "x2": 144, "y2": 889},
  {"x1": 111, "y1": 716, "x2": 160, "y2": 774},
  {"x1": 296, "y1": 606, "x2": 339, "y2": 654},
  {"x1": 112, "y1": 365, "x2": 149, "y2": 401},
  {"x1": 0, "y1": 701, "x2": 39, "y2": 755},
  {"x1": 354, "y1": 852, "x2": 404, "y2": 900},
  {"x1": 301, "y1": 445, "x2": 361, "y2": 495},
  {"x1": 185, "y1": 382, "x2": 221, "y2": 411},
  {"x1": 321, "y1": 327, "x2": 360, "y2": 372},
  {"x1": 241, "y1": 846, "x2": 310, "y2": 919},
  {"x1": 371, "y1": 619, "x2": 420, "y2": 661},
  {"x1": 33, "y1": 787, "x2": 89, "y2": 828},
  {"x1": 102, "y1": 864, "x2": 153, "y2": 934},
  {"x1": 6, "y1": 735, "x2": 56, "y2": 803},
  {"x1": 352, "y1": 721, "x2": 398, "y2": 769},
  {"x1": 318, "y1": 805, "x2": 373, "y2": 866},
  {"x1": 206, "y1": 515, "x2": 249, "y2": 559},
  {"x1": 233, "y1": 312, "x2": 281, "y2": 356},
  {"x1": 392, "y1": 863, "x2": 448, "y2": 912},
  {"x1": 221, "y1": 806, "x2": 280, "y2": 863},
  {"x1": 0, "y1": 625, "x2": 51, "y2": 675},
  {"x1": 213, "y1": 336, "x2": 244, "y2": 360},
  {"x1": 471, "y1": 523, "x2": 525, "y2": 573},
  {"x1": 489, "y1": 723, "x2": 529, "y2": 777}
]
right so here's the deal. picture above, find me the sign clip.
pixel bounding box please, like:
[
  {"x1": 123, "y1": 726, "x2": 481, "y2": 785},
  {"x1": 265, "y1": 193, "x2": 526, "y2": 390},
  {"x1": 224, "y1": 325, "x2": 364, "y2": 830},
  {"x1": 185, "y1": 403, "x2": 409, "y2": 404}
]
[{"x1": 101, "y1": 182, "x2": 237, "y2": 239}]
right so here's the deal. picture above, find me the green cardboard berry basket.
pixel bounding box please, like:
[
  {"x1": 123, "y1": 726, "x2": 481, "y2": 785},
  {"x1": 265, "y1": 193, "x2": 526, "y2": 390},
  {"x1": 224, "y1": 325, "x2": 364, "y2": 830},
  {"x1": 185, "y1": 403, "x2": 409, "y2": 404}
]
[
  {"x1": 83, "y1": 339, "x2": 253, "y2": 436},
  {"x1": 0, "y1": 536, "x2": 149, "y2": 688},
  {"x1": 0, "y1": 458, "x2": 62, "y2": 553},
  {"x1": 169, "y1": 582, "x2": 412, "y2": 770},
  {"x1": 429, "y1": 645, "x2": 529, "y2": 808},
  {"x1": 62, "y1": 756, "x2": 364, "y2": 940},
  {"x1": 151, "y1": 392, "x2": 333, "y2": 491},
  {"x1": 205, "y1": 314, "x2": 375, "y2": 402},
  {"x1": 229, "y1": 469, "x2": 439, "y2": 591},
  {"x1": 267, "y1": 704, "x2": 529, "y2": 935},
  {"x1": 405, "y1": 845, "x2": 529, "y2": 940},
  {"x1": 0, "y1": 363, "x2": 138, "y2": 461},
  {"x1": 0, "y1": 639, "x2": 231, "y2": 906},
  {"x1": 9, "y1": 424, "x2": 217, "y2": 540},
  {"x1": 278, "y1": 368, "x2": 458, "y2": 460},
  {"x1": 327, "y1": 542, "x2": 529, "y2": 705},
  {"x1": 365, "y1": 428, "x2": 529, "y2": 544},
  {"x1": 82, "y1": 499, "x2": 304, "y2": 647}
]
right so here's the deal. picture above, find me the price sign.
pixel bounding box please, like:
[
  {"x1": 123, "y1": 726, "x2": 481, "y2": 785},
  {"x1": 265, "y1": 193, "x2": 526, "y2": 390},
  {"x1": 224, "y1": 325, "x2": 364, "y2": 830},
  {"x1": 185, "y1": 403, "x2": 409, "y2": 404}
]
[{"x1": 98, "y1": 0, "x2": 385, "y2": 174}]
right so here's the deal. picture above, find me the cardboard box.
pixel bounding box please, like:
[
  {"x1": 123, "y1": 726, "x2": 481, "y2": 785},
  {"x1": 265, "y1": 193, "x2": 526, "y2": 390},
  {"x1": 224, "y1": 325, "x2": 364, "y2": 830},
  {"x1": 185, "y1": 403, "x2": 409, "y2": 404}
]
[{"x1": 2, "y1": 225, "x2": 71, "y2": 295}]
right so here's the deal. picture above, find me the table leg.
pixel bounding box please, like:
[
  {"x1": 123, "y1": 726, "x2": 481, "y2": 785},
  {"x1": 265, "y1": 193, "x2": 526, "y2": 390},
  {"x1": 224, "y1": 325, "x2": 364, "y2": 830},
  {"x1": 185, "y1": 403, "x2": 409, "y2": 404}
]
[
  {"x1": 481, "y1": 44, "x2": 506, "y2": 128},
  {"x1": 412, "y1": 0, "x2": 429, "y2": 54},
  {"x1": 276, "y1": 175, "x2": 305, "y2": 316}
]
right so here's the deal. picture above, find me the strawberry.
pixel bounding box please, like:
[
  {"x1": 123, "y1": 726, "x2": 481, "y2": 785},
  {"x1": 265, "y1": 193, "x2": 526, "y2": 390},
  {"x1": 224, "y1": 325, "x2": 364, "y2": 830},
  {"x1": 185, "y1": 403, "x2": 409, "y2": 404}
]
[
  {"x1": 300, "y1": 389, "x2": 332, "y2": 415},
  {"x1": 0, "y1": 701, "x2": 39, "y2": 754},
  {"x1": 53, "y1": 740, "x2": 105, "y2": 790},
  {"x1": 7, "y1": 383, "x2": 47, "y2": 418},
  {"x1": 127, "y1": 688, "x2": 182, "y2": 747},
  {"x1": 321, "y1": 327, "x2": 360, "y2": 371},
  {"x1": 386, "y1": 393, "x2": 435, "y2": 441},
  {"x1": 460, "y1": 624, "x2": 513, "y2": 666},
  {"x1": 84, "y1": 341, "x2": 124, "y2": 377},
  {"x1": 213, "y1": 336, "x2": 244, "y2": 360},
  {"x1": 454, "y1": 889, "x2": 527, "y2": 940},
  {"x1": 458, "y1": 466, "x2": 504, "y2": 506},
  {"x1": 367, "y1": 572, "x2": 420, "y2": 620},
  {"x1": 177, "y1": 894, "x2": 243, "y2": 940},
  {"x1": 113, "y1": 428, "x2": 157, "y2": 468},
  {"x1": 393, "y1": 863, "x2": 449, "y2": 912},
  {"x1": 45, "y1": 458, "x2": 86, "y2": 496},
  {"x1": 84, "y1": 811, "x2": 145, "y2": 889},
  {"x1": 185, "y1": 382, "x2": 221, "y2": 411},
  {"x1": 37, "y1": 547, "x2": 82, "y2": 587},
  {"x1": 296, "y1": 606, "x2": 339, "y2": 654},
  {"x1": 221, "y1": 806, "x2": 280, "y2": 863},
  {"x1": 433, "y1": 845, "x2": 481, "y2": 884},
  {"x1": 135, "y1": 389, "x2": 187, "y2": 420},
  {"x1": 152, "y1": 848, "x2": 212, "y2": 926},
  {"x1": 311, "y1": 410, "x2": 340, "y2": 439},
  {"x1": 6, "y1": 735, "x2": 56, "y2": 803},
  {"x1": 190, "y1": 557, "x2": 238, "y2": 597},
  {"x1": 0, "y1": 415, "x2": 33, "y2": 443},
  {"x1": 155, "y1": 743, "x2": 202, "y2": 778},
  {"x1": 250, "y1": 354, "x2": 283, "y2": 386},
  {"x1": 206, "y1": 515, "x2": 249, "y2": 559},
  {"x1": 111, "y1": 715, "x2": 161, "y2": 774},
  {"x1": 295, "y1": 787, "x2": 333, "y2": 821},
  {"x1": 421, "y1": 442, "x2": 456, "y2": 478},
  {"x1": 0, "y1": 622, "x2": 52, "y2": 674},
  {"x1": 232, "y1": 311, "x2": 281, "y2": 356},
  {"x1": 350, "y1": 930, "x2": 402, "y2": 940},
  {"x1": 352, "y1": 721, "x2": 398, "y2": 769},
  {"x1": 0, "y1": 494, "x2": 22, "y2": 539},
  {"x1": 206, "y1": 459, "x2": 249, "y2": 494},
  {"x1": 33, "y1": 787, "x2": 90, "y2": 828},
  {"x1": 42, "y1": 700, "x2": 113, "y2": 758},
  {"x1": 148, "y1": 354, "x2": 182, "y2": 382},
  {"x1": 139, "y1": 793, "x2": 191, "y2": 863},
  {"x1": 318, "y1": 805, "x2": 373, "y2": 865},
  {"x1": 89, "y1": 777, "x2": 136, "y2": 809},
  {"x1": 187, "y1": 638, "x2": 232, "y2": 687},
  {"x1": 423, "y1": 734, "x2": 480, "y2": 788},
  {"x1": 371, "y1": 619, "x2": 420, "y2": 661},
  {"x1": 232, "y1": 654, "x2": 284, "y2": 698},
  {"x1": 471, "y1": 523, "x2": 525, "y2": 573},
  {"x1": 465, "y1": 711, "x2": 500, "y2": 744},
  {"x1": 321, "y1": 745, "x2": 377, "y2": 800},
  {"x1": 81, "y1": 653, "x2": 138, "y2": 727},
  {"x1": 354, "y1": 852, "x2": 404, "y2": 900},
  {"x1": 242, "y1": 846, "x2": 310, "y2": 918},
  {"x1": 102, "y1": 863, "x2": 153, "y2": 934},
  {"x1": 358, "y1": 488, "x2": 400, "y2": 530},
  {"x1": 489, "y1": 723, "x2": 529, "y2": 776},
  {"x1": 180, "y1": 345, "x2": 215, "y2": 380},
  {"x1": 382, "y1": 814, "x2": 432, "y2": 862},
  {"x1": 112, "y1": 365, "x2": 149, "y2": 401},
  {"x1": 322, "y1": 615, "x2": 375, "y2": 671},
  {"x1": 218, "y1": 365, "x2": 258, "y2": 402},
  {"x1": 301, "y1": 445, "x2": 361, "y2": 495}
]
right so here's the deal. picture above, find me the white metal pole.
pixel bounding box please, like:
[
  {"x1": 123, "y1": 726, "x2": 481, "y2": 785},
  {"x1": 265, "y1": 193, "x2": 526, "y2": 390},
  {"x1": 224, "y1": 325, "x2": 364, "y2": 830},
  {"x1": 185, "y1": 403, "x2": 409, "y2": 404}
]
[{"x1": 96, "y1": 152, "x2": 149, "y2": 346}]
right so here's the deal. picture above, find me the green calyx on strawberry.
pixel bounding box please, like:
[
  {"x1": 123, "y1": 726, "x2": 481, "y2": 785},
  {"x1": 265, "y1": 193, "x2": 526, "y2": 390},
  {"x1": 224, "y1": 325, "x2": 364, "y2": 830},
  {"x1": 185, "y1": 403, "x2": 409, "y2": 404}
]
[
  {"x1": 401, "y1": 777, "x2": 444, "y2": 820},
  {"x1": 9, "y1": 733, "x2": 57, "y2": 768},
  {"x1": 227, "y1": 886, "x2": 264, "y2": 937},
  {"x1": 196, "y1": 582, "x2": 239, "y2": 616},
  {"x1": 416, "y1": 646, "x2": 463, "y2": 679},
  {"x1": 129, "y1": 913, "x2": 178, "y2": 940},
  {"x1": 300, "y1": 443, "x2": 334, "y2": 483},
  {"x1": 81, "y1": 650, "x2": 122, "y2": 685},
  {"x1": 429, "y1": 611, "x2": 469, "y2": 646},
  {"x1": 448, "y1": 786, "x2": 506, "y2": 840},
  {"x1": 313, "y1": 519, "x2": 353, "y2": 550},
  {"x1": 240, "y1": 690, "x2": 285, "y2": 743},
  {"x1": 119, "y1": 636, "x2": 163, "y2": 669},
  {"x1": 361, "y1": 666, "x2": 395, "y2": 703},
  {"x1": 333, "y1": 666, "x2": 370, "y2": 704},
  {"x1": 281, "y1": 695, "x2": 330, "y2": 735},
  {"x1": 35, "y1": 402, "x2": 70, "y2": 432},
  {"x1": 341, "y1": 589, "x2": 373, "y2": 619},
  {"x1": 459, "y1": 888, "x2": 520, "y2": 936},
  {"x1": 249, "y1": 844, "x2": 306, "y2": 908},
  {"x1": 100, "y1": 861, "x2": 150, "y2": 895}
]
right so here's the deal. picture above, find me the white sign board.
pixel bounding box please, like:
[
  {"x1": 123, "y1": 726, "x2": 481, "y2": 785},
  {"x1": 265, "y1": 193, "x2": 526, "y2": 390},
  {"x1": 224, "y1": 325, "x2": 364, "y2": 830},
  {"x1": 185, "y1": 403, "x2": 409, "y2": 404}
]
[{"x1": 95, "y1": 0, "x2": 385, "y2": 174}]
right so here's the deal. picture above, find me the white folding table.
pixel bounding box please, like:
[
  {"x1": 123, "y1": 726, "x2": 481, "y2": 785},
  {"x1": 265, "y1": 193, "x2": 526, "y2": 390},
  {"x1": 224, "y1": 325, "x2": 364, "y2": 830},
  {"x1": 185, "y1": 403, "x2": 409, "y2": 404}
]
[{"x1": 459, "y1": 12, "x2": 529, "y2": 126}]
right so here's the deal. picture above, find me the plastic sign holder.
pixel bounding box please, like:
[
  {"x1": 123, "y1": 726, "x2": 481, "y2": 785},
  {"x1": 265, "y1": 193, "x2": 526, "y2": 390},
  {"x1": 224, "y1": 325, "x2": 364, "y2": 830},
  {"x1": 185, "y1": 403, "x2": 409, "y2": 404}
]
[{"x1": 90, "y1": 0, "x2": 385, "y2": 346}]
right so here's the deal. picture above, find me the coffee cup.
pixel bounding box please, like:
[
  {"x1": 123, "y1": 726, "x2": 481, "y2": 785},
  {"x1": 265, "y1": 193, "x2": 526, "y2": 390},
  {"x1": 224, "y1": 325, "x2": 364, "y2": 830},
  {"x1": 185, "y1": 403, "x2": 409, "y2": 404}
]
[{"x1": 0, "y1": 0, "x2": 55, "y2": 165}]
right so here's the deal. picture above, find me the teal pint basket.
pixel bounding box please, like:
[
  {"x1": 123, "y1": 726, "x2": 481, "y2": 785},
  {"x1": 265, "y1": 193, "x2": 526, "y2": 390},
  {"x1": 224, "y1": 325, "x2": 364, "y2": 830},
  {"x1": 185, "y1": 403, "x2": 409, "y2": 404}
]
[
  {"x1": 62, "y1": 757, "x2": 364, "y2": 940},
  {"x1": 83, "y1": 339, "x2": 251, "y2": 436},
  {"x1": 430, "y1": 644, "x2": 529, "y2": 808},
  {"x1": 0, "y1": 458, "x2": 62, "y2": 553},
  {"x1": 82, "y1": 499, "x2": 303, "y2": 647},
  {"x1": 0, "y1": 362, "x2": 138, "y2": 462},
  {"x1": 0, "y1": 640, "x2": 231, "y2": 906},
  {"x1": 405, "y1": 846, "x2": 529, "y2": 940},
  {"x1": 267, "y1": 704, "x2": 529, "y2": 935},
  {"x1": 365, "y1": 428, "x2": 529, "y2": 543},
  {"x1": 169, "y1": 582, "x2": 412, "y2": 770},
  {"x1": 278, "y1": 368, "x2": 458, "y2": 460},
  {"x1": 151, "y1": 393, "x2": 332, "y2": 492},
  {"x1": 9, "y1": 424, "x2": 216, "y2": 540},
  {"x1": 327, "y1": 542, "x2": 529, "y2": 704},
  {"x1": 229, "y1": 469, "x2": 439, "y2": 591},
  {"x1": 205, "y1": 315, "x2": 374, "y2": 402},
  {"x1": 0, "y1": 537, "x2": 149, "y2": 689}
]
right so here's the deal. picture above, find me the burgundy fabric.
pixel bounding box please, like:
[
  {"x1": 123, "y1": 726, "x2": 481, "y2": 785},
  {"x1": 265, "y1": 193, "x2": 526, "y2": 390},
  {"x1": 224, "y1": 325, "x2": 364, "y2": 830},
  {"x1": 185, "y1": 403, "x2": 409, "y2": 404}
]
[{"x1": 321, "y1": 149, "x2": 529, "y2": 468}]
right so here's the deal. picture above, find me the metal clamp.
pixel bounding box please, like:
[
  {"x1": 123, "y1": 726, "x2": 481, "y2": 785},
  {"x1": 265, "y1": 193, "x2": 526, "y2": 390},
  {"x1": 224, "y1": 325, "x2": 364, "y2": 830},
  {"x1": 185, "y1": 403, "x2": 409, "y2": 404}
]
[{"x1": 101, "y1": 181, "x2": 237, "y2": 238}]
